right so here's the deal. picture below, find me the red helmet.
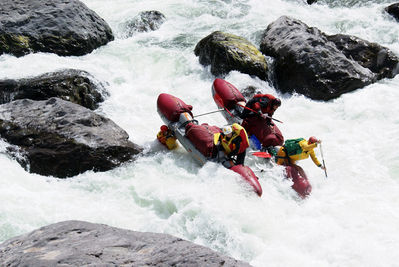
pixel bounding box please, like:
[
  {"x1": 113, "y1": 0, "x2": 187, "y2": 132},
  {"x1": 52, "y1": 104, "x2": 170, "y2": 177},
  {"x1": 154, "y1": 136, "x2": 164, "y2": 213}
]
[
  {"x1": 160, "y1": 125, "x2": 168, "y2": 132},
  {"x1": 272, "y1": 98, "x2": 281, "y2": 107},
  {"x1": 308, "y1": 136, "x2": 318, "y2": 144}
]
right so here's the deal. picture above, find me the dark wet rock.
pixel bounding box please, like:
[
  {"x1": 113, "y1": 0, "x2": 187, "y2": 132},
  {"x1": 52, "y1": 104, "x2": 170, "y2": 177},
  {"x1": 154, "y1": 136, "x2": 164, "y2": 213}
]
[
  {"x1": 0, "y1": 220, "x2": 252, "y2": 267},
  {"x1": 260, "y1": 16, "x2": 377, "y2": 101},
  {"x1": 194, "y1": 31, "x2": 268, "y2": 80},
  {"x1": 0, "y1": 69, "x2": 108, "y2": 110},
  {"x1": 327, "y1": 34, "x2": 399, "y2": 79},
  {"x1": 385, "y1": 3, "x2": 399, "y2": 21},
  {"x1": 307, "y1": 0, "x2": 318, "y2": 4},
  {"x1": 122, "y1": 10, "x2": 166, "y2": 38},
  {"x1": 0, "y1": 98, "x2": 142, "y2": 178},
  {"x1": 0, "y1": 0, "x2": 114, "y2": 57}
]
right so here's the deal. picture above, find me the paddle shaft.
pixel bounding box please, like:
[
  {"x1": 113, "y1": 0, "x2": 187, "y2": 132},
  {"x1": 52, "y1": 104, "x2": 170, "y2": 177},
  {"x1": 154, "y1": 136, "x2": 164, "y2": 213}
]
[
  {"x1": 194, "y1": 109, "x2": 223, "y2": 117},
  {"x1": 236, "y1": 103, "x2": 283, "y2": 123},
  {"x1": 319, "y1": 143, "x2": 328, "y2": 178}
]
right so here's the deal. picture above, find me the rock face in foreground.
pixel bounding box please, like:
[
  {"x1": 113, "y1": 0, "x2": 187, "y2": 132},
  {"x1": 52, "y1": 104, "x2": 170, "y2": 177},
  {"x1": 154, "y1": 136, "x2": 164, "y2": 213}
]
[
  {"x1": 0, "y1": 98, "x2": 142, "y2": 178},
  {"x1": 0, "y1": 220, "x2": 252, "y2": 267},
  {"x1": 0, "y1": 0, "x2": 114, "y2": 57},
  {"x1": 0, "y1": 69, "x2": 107, "y2": 110}
]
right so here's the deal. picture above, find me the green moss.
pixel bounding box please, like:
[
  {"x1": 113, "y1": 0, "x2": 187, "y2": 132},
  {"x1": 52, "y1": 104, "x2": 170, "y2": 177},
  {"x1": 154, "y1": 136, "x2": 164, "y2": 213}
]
[
  {"x1": 219, "y1": 33, "x2": 267, "y2": 69},
  {"x1": 0, "y1": 34, "x2": 31, "y2": 54},
  {"x1": 12, "y1": 34, "x2": 30, "y2": 48}
]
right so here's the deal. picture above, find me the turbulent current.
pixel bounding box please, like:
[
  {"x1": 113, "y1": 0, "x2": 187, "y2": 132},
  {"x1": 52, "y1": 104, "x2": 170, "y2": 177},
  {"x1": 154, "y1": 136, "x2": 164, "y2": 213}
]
[{"x1": 1, "y1": 0, "x2": 399, "y2": 266}]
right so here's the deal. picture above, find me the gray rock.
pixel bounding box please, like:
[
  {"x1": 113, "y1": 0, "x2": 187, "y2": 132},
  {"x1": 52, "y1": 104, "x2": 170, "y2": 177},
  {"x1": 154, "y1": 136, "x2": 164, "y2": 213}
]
[
  {"x1": 0, "y1": 0, "x2": 114, "y2": 57},
  {"x1": 195, "y1": 31, "x2": 268, "y2": 80},
  {"x1": 327, "y1": 34, "x2": 399, "y2": 80},
  {"x1": 0, "y1": 98, "x2": 142, "y2": 178},
  {"x1": 0, "y1": 220, "x2": 252, "y2": 267},
  {"x1": 260, "y1": 16, "x2": 376, "y2": 101},
  {"x1": 122, "y1": 10, "x2": 166, "y2": 38},
  {"x1": 0, "y1": 69, "x2": 108, "y2": 110}
]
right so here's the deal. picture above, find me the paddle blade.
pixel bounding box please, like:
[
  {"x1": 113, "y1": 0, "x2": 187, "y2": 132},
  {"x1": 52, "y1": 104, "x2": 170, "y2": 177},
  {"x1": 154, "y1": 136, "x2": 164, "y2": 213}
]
[{"x1": 252, "y1": 152, "x2": 271, "y2": 158}]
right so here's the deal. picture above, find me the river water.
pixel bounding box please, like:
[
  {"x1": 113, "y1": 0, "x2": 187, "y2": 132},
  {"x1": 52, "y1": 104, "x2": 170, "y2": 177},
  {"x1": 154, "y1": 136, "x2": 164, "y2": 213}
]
[{"x1": 1, "y1": 0, "x2": 399, "y2": 266}]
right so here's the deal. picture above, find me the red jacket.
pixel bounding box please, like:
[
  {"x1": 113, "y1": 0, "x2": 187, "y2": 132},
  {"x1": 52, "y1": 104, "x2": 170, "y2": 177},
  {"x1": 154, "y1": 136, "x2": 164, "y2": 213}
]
[{"x1": 242, "y1": 94, "x2": 277, "y2": 117}]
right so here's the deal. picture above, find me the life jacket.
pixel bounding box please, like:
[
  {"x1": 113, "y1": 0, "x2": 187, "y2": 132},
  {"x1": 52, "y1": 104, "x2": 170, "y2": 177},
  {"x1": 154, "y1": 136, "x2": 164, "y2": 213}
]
[
  {"x1": 283, "y1": 138, "x2": 305, "y2": 156},
  {"x1": 220, "y1": 123, "x2": 249, "y2": 154},
  {"x1": 157, "y1": 130, "x2": 177, "y2": 150}
]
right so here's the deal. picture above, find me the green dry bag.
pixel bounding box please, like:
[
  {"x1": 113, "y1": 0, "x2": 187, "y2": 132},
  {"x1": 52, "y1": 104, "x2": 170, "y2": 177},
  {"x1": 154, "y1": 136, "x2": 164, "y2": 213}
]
[{"x1": 284, "y1": 138, "x2": 304, "y2": 156}]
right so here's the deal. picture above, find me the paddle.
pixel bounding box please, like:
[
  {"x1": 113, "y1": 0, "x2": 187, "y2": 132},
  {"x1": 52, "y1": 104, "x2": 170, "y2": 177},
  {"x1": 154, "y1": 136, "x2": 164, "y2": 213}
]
[
  {"x1": 194, "y1": 109, "x2": 223, "y2": 117},
  {"x1": 319, "y1": 143, "x2": 328, "y2": 178},
  {"x1": 236, "y1": 103, "x2": 283, "y2": 123},
  {"x1": 252, "y1": 151, "x2": 271, "y2": 158}
]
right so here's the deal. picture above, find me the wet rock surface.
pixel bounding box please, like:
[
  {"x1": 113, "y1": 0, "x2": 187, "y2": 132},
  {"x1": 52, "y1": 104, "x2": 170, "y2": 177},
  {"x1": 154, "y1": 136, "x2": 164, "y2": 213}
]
[
  {"x1": 0, "y1": 0, "x2": 114, "y2": 57},
  {"x1": 0, "y1": 98, "x2": 142, "y2": 178},
  {"x1": 0, "y1": 220, "x2": 252, "y2": 267}
]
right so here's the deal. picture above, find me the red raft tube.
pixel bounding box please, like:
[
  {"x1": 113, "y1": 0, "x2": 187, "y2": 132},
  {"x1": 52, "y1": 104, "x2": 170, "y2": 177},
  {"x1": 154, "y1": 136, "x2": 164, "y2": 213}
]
[
  {"x1": 157, "y1": 93, "x2": 262, "y2": 197},
  {"x1": 211, "y1": 79, "x2": 312, "y2": 198}
]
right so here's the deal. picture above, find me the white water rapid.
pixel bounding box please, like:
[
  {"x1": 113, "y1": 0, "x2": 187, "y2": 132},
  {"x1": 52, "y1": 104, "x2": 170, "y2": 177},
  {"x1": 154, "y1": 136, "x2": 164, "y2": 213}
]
[{"x1": 1, "y1": 0, "x2": 399, "y2": 266}]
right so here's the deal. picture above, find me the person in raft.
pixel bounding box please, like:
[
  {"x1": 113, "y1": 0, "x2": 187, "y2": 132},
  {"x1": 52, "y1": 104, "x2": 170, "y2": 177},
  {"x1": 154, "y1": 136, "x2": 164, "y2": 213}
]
[
  {"x1": 214, "y1": 123, "x2": 249, "y2": 168},
  {"x1": 275, "y1": 136, "x2": 326, "y2": 172},
  {"x1": 239, "y1": 94, "x2": 281, "y2": 125},
  {"x1": 157, "y1": 125, "x2": 178, "y2": 150}
]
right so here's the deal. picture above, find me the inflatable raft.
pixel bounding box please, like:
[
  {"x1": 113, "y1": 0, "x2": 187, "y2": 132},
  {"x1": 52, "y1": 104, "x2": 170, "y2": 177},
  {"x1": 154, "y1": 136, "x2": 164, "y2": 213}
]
[
  {"x1": 212, "y1": 78, "x2": 284, "y2": 148},
  {"x1": 157, "y1": 93, "x2": 263, "y2": 197},
  {"x1": 211, "y1": 78, "x2": 311, "y2": 198}
]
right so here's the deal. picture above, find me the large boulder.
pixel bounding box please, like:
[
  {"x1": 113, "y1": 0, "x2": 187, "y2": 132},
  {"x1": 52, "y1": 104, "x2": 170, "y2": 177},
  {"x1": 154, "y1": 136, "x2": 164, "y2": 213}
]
[
  {"x1": 0, "y1": 0, "x2": 114, "y2": 57},
  {"x1": 0, "y1": 98, "x2": 142, "y2": 178},
  {"x1": 327, "y1": 34, "x2": 399, "y2": 80},
  {"x1": 0, "y1": 220, "x2": 251, "y2": 266},
  {"x1": 0, "y1": 69, "x2": 108, "y2": 110},
  {"x1": 260, "y1": 16, "x2": 377, "y2": 101},
  {"x1": 195, "y1": 31, "x2": 268, "y2": 80},
  {"x1": 121, "y1": 10, "x2": 166, "y2": 38}
]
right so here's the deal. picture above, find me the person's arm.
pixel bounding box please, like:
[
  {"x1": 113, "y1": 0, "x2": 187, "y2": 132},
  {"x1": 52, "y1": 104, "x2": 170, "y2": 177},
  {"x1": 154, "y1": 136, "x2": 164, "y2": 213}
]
[
  {"x1": 229, "y1": 136, "x2": 242, "y2": 156},
  {"x1": 240, "y1": 98, "x2": 259, "y2": 119},
  {"x1": 309, "y1": 149, "x2": 322, "y2": 167}
]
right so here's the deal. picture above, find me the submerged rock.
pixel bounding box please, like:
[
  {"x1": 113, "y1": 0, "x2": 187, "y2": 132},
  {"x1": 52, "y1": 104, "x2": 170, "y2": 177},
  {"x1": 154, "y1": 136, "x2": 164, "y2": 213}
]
[
  {"x1": 195, "y1": 31, "x2": 268, "y2": 80},
  {"x1": 0, "y1": 0, "x2": 114, "y2": 57},
  {"x1": 0, "y1": 98, "x2": 142, "y2": 178},
  {"x1": 122, "y1": 10, "x2": 166, "y2": 38},
  {"x1": 0, "y1": 69, "x2": 108, "y2": 110},
  {"x1": 0, "y1": 220, "x2": 252, "y2": 266}
]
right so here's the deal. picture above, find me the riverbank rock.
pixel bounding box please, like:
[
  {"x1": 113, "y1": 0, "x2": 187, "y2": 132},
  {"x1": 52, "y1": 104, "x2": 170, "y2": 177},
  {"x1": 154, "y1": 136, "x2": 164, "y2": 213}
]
[
  {"x1": 0, "y1": 98, "x2": 142, "y2": 178},
  {"x1": 121, "y1": 10, "x2": 166, "y2": 38},
  {"x1": 0, "y1": 0, "x2": 114, "y2": 57},
  {"x1": 0, "y1": 69, "x2": 108, "y2": 110},
  {"x1": 195, "y1": 31, "x2": 268, "y2": 80},
  {"x1": 260, "y1": 16, "x2": 377, "y2": 100},
  {"x1": 0, "y1": 220, "x2": 252, "y2": 266}
]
